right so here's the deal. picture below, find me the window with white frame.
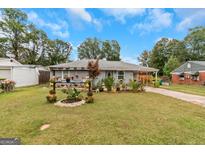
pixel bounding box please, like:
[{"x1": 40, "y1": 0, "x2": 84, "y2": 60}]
[{"x1": 118, "y1": 71, "x2": 124, "y2": 80}]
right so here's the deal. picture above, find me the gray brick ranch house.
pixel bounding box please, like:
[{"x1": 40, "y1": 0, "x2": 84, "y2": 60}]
[{"x1": 49, "y1": 59, "x2": 158, "y2": 84}]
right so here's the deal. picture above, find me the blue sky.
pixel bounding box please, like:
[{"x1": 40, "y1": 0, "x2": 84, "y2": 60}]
[{"x1": 21, "y1": 8, "x2": 205, "y2": 64}]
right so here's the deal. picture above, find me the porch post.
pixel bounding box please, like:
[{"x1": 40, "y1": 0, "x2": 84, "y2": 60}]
[
  {"x1": 155, "y1": 71, "x2": 158, "y2": 81},
  {"x1": 61, "y1": 71, "x2": 64, "y2": 80}
]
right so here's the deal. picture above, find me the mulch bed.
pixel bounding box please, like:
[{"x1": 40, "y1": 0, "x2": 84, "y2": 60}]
[{"x1": 61, "y1": 98, "x2": 82, "y2": 104}]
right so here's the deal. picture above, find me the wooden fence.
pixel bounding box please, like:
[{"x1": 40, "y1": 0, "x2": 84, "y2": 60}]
[{"x1": 39, "y1": 70, "x2": 50, "y2": 84}]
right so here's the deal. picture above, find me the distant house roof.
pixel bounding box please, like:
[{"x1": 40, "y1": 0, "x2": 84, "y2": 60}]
[
  {"x1": 49, "y1": 59, "x2": 158, "y2": 72},
  {"x1": 0, "y1": 58, "x2": 42, "y2": 68},
  {"x1": 172, "y1": 61, "x2": 205, "y2": 74},
  {"x1": 0, "y1": 58, "x2": 22, "y2": 66}
]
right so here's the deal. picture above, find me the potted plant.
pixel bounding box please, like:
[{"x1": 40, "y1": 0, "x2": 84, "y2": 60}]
[{"x1": 46, "y1": 89, "x2": 57, "y2": 103}]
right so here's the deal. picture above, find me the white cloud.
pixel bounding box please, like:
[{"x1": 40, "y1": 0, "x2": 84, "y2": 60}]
[
  {"x1": 101, "y1": 8, "x2": 145, "y2": 23},
  {"x1": 175, "y1": 9, "x2": 205, "y2": 31},
  {"x1": 27, "y1": 11, "x2": 69, "y2": 38},
  {"x1": 132, "y1": 9, "x2": 172, "y2": 34},
  {"x1": 67, "y1": 8, "x2": 92, "y2": 22},
  {"x1": 66, "y1": 8, "x2": 102, "y2": 32}
]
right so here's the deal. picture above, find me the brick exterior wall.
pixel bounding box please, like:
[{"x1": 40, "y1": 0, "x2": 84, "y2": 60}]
[{"x1": 172, "y1": 72, "x2": 205, "y2": 85}]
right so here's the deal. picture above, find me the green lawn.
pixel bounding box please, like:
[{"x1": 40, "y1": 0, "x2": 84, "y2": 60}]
[
  {"x1": 160, "y1": 84, "x2": 205, "y2": 96},
  {"x1": 0, "y1": 85, "x2": 205, "y2": 144}
]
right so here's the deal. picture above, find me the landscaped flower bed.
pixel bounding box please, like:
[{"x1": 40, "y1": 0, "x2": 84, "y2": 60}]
[
  {"x1": 95, "y1": 77, "x2": 145, "y2": 93},
  {"x1": 54, "y1": 88, "x2": 86, "y2": 107}
]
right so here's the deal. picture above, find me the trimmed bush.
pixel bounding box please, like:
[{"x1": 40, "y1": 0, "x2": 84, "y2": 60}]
[
  {"x1": 154, "y1": 80, "x2": 160, "y2": 88},
  {"x1": 104, "y1": 76, "x2": 114, "y2": 92}
]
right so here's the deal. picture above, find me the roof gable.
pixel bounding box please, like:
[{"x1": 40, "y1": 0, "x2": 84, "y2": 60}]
[
  {"x1": 172, "y1": 61, "x2": 205, "y2": 74},
  {"x1": 0, "y1": 58, "x2": 22, "y2": 66}
]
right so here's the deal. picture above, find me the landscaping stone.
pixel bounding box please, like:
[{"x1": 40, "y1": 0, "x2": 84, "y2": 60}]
[
  {"x1": 54, "y1": 100, "x2": 85, "y2": 107},
  {"x1": 40, "y1": 124, "x2": 50, "y2": 131}
]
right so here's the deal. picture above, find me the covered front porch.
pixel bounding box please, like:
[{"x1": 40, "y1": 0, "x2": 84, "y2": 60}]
[{"x1": 134, "y1": 70, "x2": 158, "y2": 85}]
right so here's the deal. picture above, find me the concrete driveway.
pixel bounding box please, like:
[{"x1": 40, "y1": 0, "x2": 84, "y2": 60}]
[{"x1": 145, "y1": 86, "x2": 205, "y2": 107}]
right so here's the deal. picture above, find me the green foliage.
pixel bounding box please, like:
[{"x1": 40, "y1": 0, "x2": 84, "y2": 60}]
[
  {"x1": 139, "y1": 26, "x2": 205, "y2": 76},
  {"x1": 0, "y1": 8, "x2": 72, "y2": 65},
  {"x1": 78, "y1": 38, "x2": 103, "y2": 59},
  {"x1": 148, "y1": 38, "x2": 187, "y2": 75},
  {"x1": 102, "y1": 40, "x2": 121, "y2": 61},
  {"x1": 47, "y1": 39, "x2": 72, "y2": 65},
  {"x1": 62, "y1": 88, "x2": 82, "y2": 100},
  {"x1": 184, "y1": 26, "x2": 205, "y2": 60},
  {"x1": 0, "y1": 8, "x2": 28, "y2": 61},
  {"x1": 23, "y1": 24, "x2": 50, "y2": 65},
  {"x1": 104, "y1": 76, "x2": 114, "y2": 91},
  {"x1": 154, "y1": 80, "x2": 160, "y2": 88},
  {"x1": 163, "y1": 56, "x2": 180, "y2": 77},
  {"x1": 137, "y1": 50, "x2": 151, "y2": 66},
  {"x1": 78, "y1": 38, "x2": 121, "y2": 61},
  {"x1": 129, "y1": 80, "x2": 140, "y2": 91},
  {"x1": 129, "y1": 80, "x2": 145, "y2": 92}
]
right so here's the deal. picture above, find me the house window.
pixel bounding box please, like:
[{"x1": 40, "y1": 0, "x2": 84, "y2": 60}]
[
  {"x1": 118, "y1": 71, "x2": 124, "y2": 80},
  {"x1": 106, "y1": 72, "x2": 113, "y2": 77},
  {"x1": 191, "y1": 72, "x2": 199, "y2": 81},
  {"x1": 179, "y1": 73, "x2": 184, "y2": 80}
]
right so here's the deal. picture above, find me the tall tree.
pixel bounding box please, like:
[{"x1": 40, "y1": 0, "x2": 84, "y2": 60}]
[
  {"x1": 149, "y1": 38, "x2": 170, "y2": 75},
  {"x1": 0, "y1": 8, "x2": 28, "y2": 61},
  {"x1": 78, "y1": 38, "x2": 121, "y2": 60},
  {"x1": 138, "y1": 50, "x2": 151, "y2": 66},
  {"x1": 149, "y1": 38, "x2": 187, "y2": 75},
  {"x1": 163, "y1": 56, "x2": 180, "y2": 77},
  {"x1": 102, "y1": 40, "x2": 121, "y2": 61},
  {"x1": 78, "y1": 38, "x2": 103, "y2": 59},
  {"x1": 184, "y1": 26, "x2": 205, "y2": 60},
  {"x1": 48, "y1": 39, "x2": 72, "y2": 65},
  {"x1": 23, "y1": 24, "x2": 49, "y2": 65},
  {"x1": 110, "y1": 40, "x2": 121, "y2": 61}
]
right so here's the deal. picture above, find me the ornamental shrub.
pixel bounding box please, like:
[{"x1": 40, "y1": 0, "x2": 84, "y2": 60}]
[{"x1": 104, "y1": 76, "x2": 114, "y2": 92}]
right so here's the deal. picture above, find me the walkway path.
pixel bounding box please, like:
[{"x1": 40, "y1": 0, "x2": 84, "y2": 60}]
[{"x1": 145, "y1": 86, "x2": 205, "y2": 107}]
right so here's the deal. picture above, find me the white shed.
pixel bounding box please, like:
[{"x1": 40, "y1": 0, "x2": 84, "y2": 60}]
[{"x1": 0, "y1": 58, "x2": 39, "y2": 87}]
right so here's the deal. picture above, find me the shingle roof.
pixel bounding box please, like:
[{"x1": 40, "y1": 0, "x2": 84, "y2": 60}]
[
  {"x1": 172, "y1": 61, "x2": 205, "y2": 74},
  {"x1": 49, "y1": 59, "x2": 158, "y2": 72}
]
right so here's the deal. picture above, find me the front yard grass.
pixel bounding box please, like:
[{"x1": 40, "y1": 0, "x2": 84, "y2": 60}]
[
  {"x1": 0, "y1": 85, "x2": 205, "y2": 144},
  {"x1": 160, "y1": 84, "x2": 205, "y2": 96}
]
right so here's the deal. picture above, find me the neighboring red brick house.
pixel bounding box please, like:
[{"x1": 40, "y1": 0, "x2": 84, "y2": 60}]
[{"x1": 171, "y1": 61, "x2": 205, "y2": 85}]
